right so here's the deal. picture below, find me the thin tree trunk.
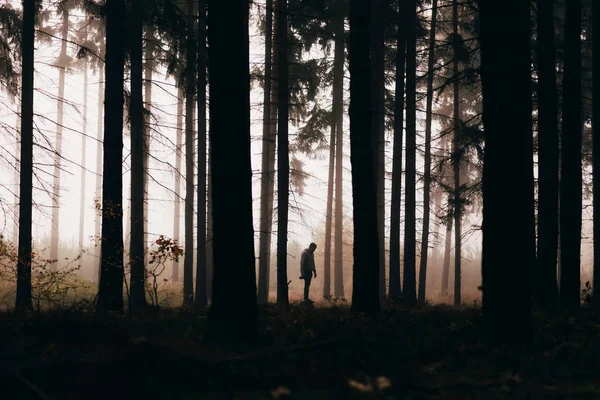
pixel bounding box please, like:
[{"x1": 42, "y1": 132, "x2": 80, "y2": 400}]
[
  {"x1": 15, "y1": 0, "x2": 35, "y2": 310},
  {"x1": 207, "y1": 0, "x2": 257, "y2": 342},
  {"x1": 593, "y1": 0, "x2": 600, "y2": 304},
  {"x1": 441, "y1": 195, "x2": 452, "y2": 296},
  {"x1": 79, "y1": 62, "x2": 88, "y2": 256},
  {"x1": 258, "y1": 0, "x2": 275, "y2": 304},
  {"x1": 536, "y1": 0, "x2": 560, "y2": 306},
  {"x1": 95, "y1": 61, "x2": 104, "y2": 284},
  {"x1": 452, "y1": 0, "x2": 461, "y2": 307},
  {"x1": 172, "y1": 86, "x2": 183, "y2": 283},
  {"x1": 143, "y1": 30, "x2": 154, "y2": 271},
  {"x1": 13, "y1": 126, "x2": 19, "y2": 247},
  {"x1": 349, "y1": 0, "x2": 379, "y2": 316},
  {"x1": 389, "y1": 0, "x2": 406, "y2": 298},
  {"x1": 333, "y1": 0, "x2": 345, "y2": 300},
  {"x1": 323, "y1": 39, "x2": 335, "y2": 300},
  {"x1": 50, "y1": 6, "x2": 69, "y2": 271},
  {"x1": 129, "y1": 0, "x2": 147, "y2": 312},
  {"x1": 183, "y1": 0, "x2": 196, "y2": 307},
  {"x1": 418, "y1": 0, "x2": 438, "y2": 304},
  {"x1": 276, "y1": 0, "x2": 290, "y2": 308},
  {"x1": 559, "y1": 0, "x2": 582, "y2": 311},
  {"x1": 97, "y1": 0, "x2": 126, "y2": 312},
  {"x1": 402, "y1": 0, "x2": 417, "y2": 307},
  {"x1": 195, "y1": 0, "x2": 208, "y2": 308},
  {"x1": 206, "y1": 144, "x2": 213, "y2": 301}
]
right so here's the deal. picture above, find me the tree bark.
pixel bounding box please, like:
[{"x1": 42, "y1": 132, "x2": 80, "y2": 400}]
[
  {"x1": 593, "y1": 0, "x2": 600, "y2": 304},
  {"x1": 349, "y1": 0, "x2": 379, "y2": 316},
  {"x1": 143, "y1": 30, "x2": 154, "y2": 271},
  {"x1": 559, "y1": 0, "x2": 582, "y2": 311},
  {"x1": 97, "y1": 0, "x2": 127, "y2": 313},
  {"x1": 15, "y1": 0, "x2": 35, "y2": 310},
  {"x1": 441, "y1": 194, "x2": 452, "y2": 296},
  {"x1": 452, "y1": 0, "x2": 461, "y2": 307},
  {"x1": 195, "y1": 0, "x2": 208, "y2": 308},
  {"x1": 402, "y1": 0, "x2": 417, "y2": 307},
  {"x1": 536, "y1": 0, "x2": 560, "y2": 306},
  {"x1": 94, "y1": 61, "x2": 104, "y2": 284},
  {"x1": 172, "y1": 86, "x2": 183, "y2": 283},
  {"x1": 418, "y1": 0, "x2": 438, "y2": 304},
  {"x1": 207, "y1": 0, "x2": 257, "y2": 342},
  {"x1": 276, "y1": 0, "x2": 290, "y2": 308},
  {"x1": 79, "y1": 61, "x2": 88, "y2": 256}
]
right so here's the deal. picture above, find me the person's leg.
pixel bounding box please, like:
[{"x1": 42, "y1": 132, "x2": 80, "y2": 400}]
[{"x1": 303, "y1": 275, "x2": 312, "y2": 300}]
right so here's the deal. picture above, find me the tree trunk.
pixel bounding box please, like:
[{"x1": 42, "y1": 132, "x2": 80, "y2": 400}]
[
  {"x1": 536, "y1": 0, "x2": 560, "y2": 306},
  {"x1": 129, "y1": 0, "x2": 147, "y2": 312},
  {"x1": 195, "y1": 0, "x2": 208, "y2": 308},
  {"x1": 333, "y1": 0, "x2": 345, "y2": 300},
  {"x1": 593, "y1": 0, "x2": 600, "y2": 304},
  {"x1": 13, "y1": 124, "x2": 20, "y2": 247},
  {"x1": 207, "y1": 0, "x2": 257, "y2": 342},
  {"x1": 441, "y1": 194, "x2": 452, "y2": 295},
  {"x1": 452, "y1": 0, "x2": 461, "y2": 307},
  {"x1": 559, "y1": 0, "x2": 582, "y2": 311},
  {"x1": 172, "y1": 86, "x2": 183, "y2": 283},
  {"x1": 206, "y1": 143, "x2": 213, "y2": 301},
  {"x1": 15, "y1": 0, "x2": 35, "y2": 310},
  {"x1": 389, "y1": 0, "x2": 406, "y2": 298},
  {"x1": 79, "y1": 61, "x2": 88, "y2": 256},
  {"x1": 258, "y1": 0, "x2": 275, "y2": 304},
  {"x1": 97, "y1": 0, "x2": 127, "y2": 313},
  {"x1": 349, "y1": 0, "x2": 379, "y2": 316},
  {"x1": 418, "y1": 0, "x2": 438, "y2": 304},
  {"x1": 276, "y1": 0, "x2": 290, "y2": 308},
  {"x1": 50, "y1": 6, "x2": 69, "y2": 271},
  {"x1": 94, "y1": 61, "x2": 104, "y2": 284},
  {"x1": 183, "y1": 0, "x2": 196, "y2": 308},
  {"x1": 479, "y1": 0, "x2": 533, "y2": 342},
  {"x1": 402, "y1": 0, "x2": 417, "y2": 308},
  {"x1": 143, "y1": 30, "x2": 154, "y2": 271},
  {"x1": 371, "y1": 0, "x2": 387, "y2": 300}
]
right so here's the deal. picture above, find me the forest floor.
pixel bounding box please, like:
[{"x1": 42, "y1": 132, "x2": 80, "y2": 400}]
[{"x1": 1, "y1": 301, "x2": 599, "y2": 400}]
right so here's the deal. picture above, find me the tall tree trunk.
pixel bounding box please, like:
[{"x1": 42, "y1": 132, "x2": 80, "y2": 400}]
[
  {"x1": 183, "y1": 0, "x2": 196, "y2": 307},
  {"x1": 402, "y1": 0, "x2": 417, "y2": 307},
  {"x1": 480, "y1": 0, "x2": 533, "y2": 342},
  {"x1": 195, "y1": 0, "x2": 208, "y2": 308},
  {"x1": 333, "y1": 0, "x2": 345, "y2": 299},
  {"x1": 258, "y1": 0, "x2": 275, "y2": 304},
  {"x1": 13, "y1": 126, "x2": 20, "y2": 247},
  {"x1": 172, "y1": 86, "x2": 183, "y2": 283},
  {"x1": 349, "y1": 0, "x2": 379, "y2": 316},
  {"x1": 129, "y1": 0, "x2": 147, "y2": 312},
  {"x1": 143, "y1": 30, "x2": 154, "y2": 271},
  {"x1": 206, "y1": 143, "x2": 213, "y2": 300},
  {"x1": 452, "y1": 0, "x2": 461, "y2": 306},
  {"x1": 371, "y1": 0, "x2": 387, "y2": 300},
  {"x1": 536, "y1": 0, "x2": 560, "y2": 306},
  {"x1": 389, "y1": 0, "x2": 406, "y2": 298},
  {"x1": 593, "y1": 0, "x2": 600, "y2": 304},
  {"x1": 15, "y1": 0, "x2": 35, "y2": 310},
  {"x1": 417, "y1": 0, "x2": 438, "y2": 304},
  {"x1": 276, "y1": 0, "x2": 290, "y2": 308},
  {"x1": 559, "y1": 0, "x2": 582, "y2": 311},
  {"x1": 94, "y1": 61, "x2": 104, "y2": 284},
  {"x1": 50, "y1": 6, "x2": 69, "y2": 271},
  {"x1": 441, "y1": 195, "x2": 452, "y2": 296},
  {"x1": 97, "y1": 0, "x2": 126, "y2": 312},
  {"x1": 79, "y1": 62, "x2": 88, "y2": 256},
  {"x1": 207, "y1": 0, "x2": 257, "y2": 342}
]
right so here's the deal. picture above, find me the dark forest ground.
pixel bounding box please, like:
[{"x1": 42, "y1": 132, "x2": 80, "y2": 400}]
[{"x1": 1, "y1": 301, "x2": 600, "y2": 400}]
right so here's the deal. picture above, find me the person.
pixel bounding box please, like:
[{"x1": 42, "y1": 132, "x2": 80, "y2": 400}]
[{"x1": 299, "y1": 242, "x2": 317, "y2": 302}]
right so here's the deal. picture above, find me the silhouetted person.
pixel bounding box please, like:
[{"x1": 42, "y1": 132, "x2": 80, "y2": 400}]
[{"x1": 299, "y1": 242, "x2": 317, "y2": 302}]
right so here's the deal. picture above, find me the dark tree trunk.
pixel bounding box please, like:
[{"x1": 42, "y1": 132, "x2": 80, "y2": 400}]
[
  {"x1": 195, "y1": 0, "x2": 208, "y2": 308},
  {"x1": 207, "y1": 142, "x2": 213, "y2": 300},
  {"x1": 183, "y1": 0, "x2": 196, "y2": 307},
  {"x1": 143, "y1": 30, "x2": 153, "y2": 271},
  {"x1": 559, "y1": 0, "x2": 582, "y2": 311},
  {"x1": 418, "y1": 0, "x2": 438, "y2": 304},
  {"x1": 349, "y1": 0, "x2": 379, "y2": 316},
  {"x1": 94, "y1": 60, "x2": 104, "y2": 283},
  {"x1": 452, "y1": 0, "x2": 461, "y2": 307},
  {"x1": 402, "y1": 0, "x2": 417, "y2": 307},
  {"x1": 371, "y1": 0, "x2": 387, "y2": 301},
  {"x1": 480, "y1": 0, "x2": 533, "y2": 342},
  {"x1": 258, "y1": 0, "x2": 275, "y2": 304},
  {"x1": 15, "y1": 0, "x2": 35, "y2": 310},
  {"x1": 79, "y1": 61, "x2": 88, "y2": 255},
  {"x1": 97, "y1": 0, "x2": 127, "y2": 313},
  {"x1": 333, "y1": 0, "x2": 345, "y2": 299},
  {"x1": 441, "y1": 195, "x2": 452, "y2": 296},
  {"x1": 276, "y1": 0, "x2": 290, "y2": 308},
  {"x1": 172, "y1": 86, "x2": 183, "y2": 283},
  {"x1": 323, "y1": 91, "x2": 335, "y2": 299},
  {"x1": 593, "y1": 0, "x2": 600, "y2": 304},
  {"x1": 389, "y1": 0, "x2": 406, "y2": 298},
  {"x1": 50, "y1": 5, "x2": 69, "y2": 271},
  {"x1": 536, "y1": 0, "x2": 560, "y2": 306},
  {"x1": 207, "y1": 0, "x2": 257, "y2": 342},
  {"x1": 129, "y1": 0, "x2": 147, "y2": 312}
]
